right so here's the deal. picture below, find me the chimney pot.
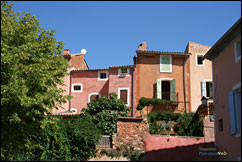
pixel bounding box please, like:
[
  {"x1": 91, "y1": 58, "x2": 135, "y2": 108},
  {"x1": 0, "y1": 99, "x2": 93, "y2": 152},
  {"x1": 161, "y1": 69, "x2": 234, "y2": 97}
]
[
  {"x1": 64, "y1": 49, "x2": 70, "y2": 55},
  {"x1": 138, "y1": 42, "x2": 147, "y2": 50}
]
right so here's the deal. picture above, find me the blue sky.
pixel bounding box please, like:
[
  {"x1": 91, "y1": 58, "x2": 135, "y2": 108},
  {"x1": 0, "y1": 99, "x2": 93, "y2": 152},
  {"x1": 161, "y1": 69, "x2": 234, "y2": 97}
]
[{"x1": 10, "y1": 1, "x2": 241, "y2": 69}]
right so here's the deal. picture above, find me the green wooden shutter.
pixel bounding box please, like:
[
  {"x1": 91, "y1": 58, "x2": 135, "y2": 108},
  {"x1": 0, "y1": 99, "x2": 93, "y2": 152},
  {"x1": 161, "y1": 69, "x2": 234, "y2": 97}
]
[
  {"x1": 171, "y1": 79, "x2": 176, "y2": 101},
  {"x1": 161, "y1": 56, "x2": 171, "y2": 72},
  {"x1": 157, "y1": 79, "x2": 162, "y2": 99}
]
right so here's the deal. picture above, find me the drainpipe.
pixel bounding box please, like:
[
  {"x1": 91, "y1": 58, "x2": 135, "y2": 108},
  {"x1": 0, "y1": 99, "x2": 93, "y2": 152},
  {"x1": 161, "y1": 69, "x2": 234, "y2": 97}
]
[
  {"x1": 69, "y1": 71, "x2": 73, "y2": 112},
  {"x1": 132, "y1": 68, "x2": 134, "y2": 117},
  {"x1": 184, "y1": 55, "x2": 188, "y2": 113}
]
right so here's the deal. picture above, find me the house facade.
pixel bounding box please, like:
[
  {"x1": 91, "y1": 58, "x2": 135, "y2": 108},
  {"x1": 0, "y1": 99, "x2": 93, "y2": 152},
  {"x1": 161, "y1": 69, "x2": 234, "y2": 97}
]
[
  {"x1": 204, "y1": 18, "x2": 241, "y2": 161},
  {"x1": 133, "y1": 41, "x2": 212, "y2": 116},
  {"x1": 52, "y1": 41, "x2": 213, "y2": 117},
  {"x1": 69, "y1": 65, "x2": 134, "y2": 113}
]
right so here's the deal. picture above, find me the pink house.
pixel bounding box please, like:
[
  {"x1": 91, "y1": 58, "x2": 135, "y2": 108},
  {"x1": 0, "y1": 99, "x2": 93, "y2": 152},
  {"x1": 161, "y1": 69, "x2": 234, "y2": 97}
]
[
  {"x1": 51, "y1": 48, "x2": 134, "y2": 115},
  {"x1": 204, "y1": 18, "x2": 241, "y2": 161},
  {"x1": 70, "y1": 65, "x2": 134, "y2": 114}
]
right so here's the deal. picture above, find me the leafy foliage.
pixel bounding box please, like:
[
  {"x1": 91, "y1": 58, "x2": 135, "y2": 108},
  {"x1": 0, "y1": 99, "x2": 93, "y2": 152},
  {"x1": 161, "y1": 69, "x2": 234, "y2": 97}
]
[
  {"x1": 1, "y1": 117, "x2": 71, "y2": 161},
  {"x1": 147, "y1": 110, "x2": 181, "y2": 135},
  {"x1": 1, "y1": 116, "x2": 101, "y2": 161},
  {"x1": 147, "y1": 110, "x2": 203, "y2": 136},
  {"x1": 174, "y1": 112, "x2": 203, "y2": 136},
  {"x1": 81, "y1": 92, "x2": 131, "y2": 135}
]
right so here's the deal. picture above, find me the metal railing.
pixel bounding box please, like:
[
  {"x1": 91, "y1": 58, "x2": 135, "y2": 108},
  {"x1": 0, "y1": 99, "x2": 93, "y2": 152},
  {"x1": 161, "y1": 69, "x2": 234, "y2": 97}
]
[{"x1": 157, "y1": 92, "x2": 178, "y2": 102}]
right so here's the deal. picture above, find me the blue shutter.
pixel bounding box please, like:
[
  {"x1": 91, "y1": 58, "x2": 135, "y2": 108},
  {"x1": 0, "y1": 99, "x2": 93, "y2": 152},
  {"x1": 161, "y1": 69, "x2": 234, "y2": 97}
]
[{"x1": 228, "y1": 91, "x2": 236, "y2": 135}]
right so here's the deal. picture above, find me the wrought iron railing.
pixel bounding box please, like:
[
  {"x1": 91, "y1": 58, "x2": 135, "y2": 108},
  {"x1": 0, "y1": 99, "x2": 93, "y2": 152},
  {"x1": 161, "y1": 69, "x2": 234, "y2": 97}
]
[{"x1": 157, "y1": 92, "x2": 178, "y2": 102}]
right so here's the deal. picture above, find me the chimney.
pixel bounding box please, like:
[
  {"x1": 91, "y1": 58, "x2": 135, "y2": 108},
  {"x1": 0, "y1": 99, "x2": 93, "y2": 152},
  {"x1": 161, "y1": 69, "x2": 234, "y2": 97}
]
[
  {"x1": 133, "y1": 56, "x2": 137, "y2": 65},
  {"x1": 64, "y1": 49, "x2": 70, "y2": 55},
  {"x1": 138, "y1": 42, "x2": 147, "y2": 50}
]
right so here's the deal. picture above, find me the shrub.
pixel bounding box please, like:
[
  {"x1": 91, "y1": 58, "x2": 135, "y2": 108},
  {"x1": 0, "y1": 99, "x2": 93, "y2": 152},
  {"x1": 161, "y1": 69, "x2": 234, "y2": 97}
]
[
  {"x1": 173, "y1": 112, "x2": 203, "y2": 136},
  {"x1": 147, "y1": 110, "x2": 181, "y2": 135},
  {"x1": 137, "y1": 97, "x2": 177, "y2": 115},
  {"x1": 1, "y1": 117, "x2": 71, "y2": 161},
  {"x1": 81, "y1": 92, "x2": 130, "y2": 135},
  {"x1": 63, "y1": 116, "x2": 101, "y2": 161}
]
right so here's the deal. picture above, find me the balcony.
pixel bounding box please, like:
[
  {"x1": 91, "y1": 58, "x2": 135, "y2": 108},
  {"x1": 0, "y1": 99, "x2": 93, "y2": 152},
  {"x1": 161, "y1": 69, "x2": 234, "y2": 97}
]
[{"x1": 157, "y1": 92, "x2": 179, "y2": 105}]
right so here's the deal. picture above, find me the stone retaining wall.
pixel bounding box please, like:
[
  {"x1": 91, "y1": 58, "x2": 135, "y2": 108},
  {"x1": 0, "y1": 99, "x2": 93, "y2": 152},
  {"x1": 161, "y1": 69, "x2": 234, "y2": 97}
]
[{"x1": 112, "y1": 117, "x2": 149, "y2": 152}]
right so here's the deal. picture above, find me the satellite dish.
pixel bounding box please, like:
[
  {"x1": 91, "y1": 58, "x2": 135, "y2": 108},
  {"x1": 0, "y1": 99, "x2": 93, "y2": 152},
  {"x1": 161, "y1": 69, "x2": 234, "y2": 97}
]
[{"x1": 81, "y1": 49, "x2": 87, "y2": 55}]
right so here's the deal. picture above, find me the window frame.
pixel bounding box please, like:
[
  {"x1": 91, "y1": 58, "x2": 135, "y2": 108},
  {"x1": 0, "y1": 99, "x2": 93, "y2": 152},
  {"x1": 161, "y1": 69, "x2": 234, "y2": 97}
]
[
  {"x1": 88, "y1": 92, "x2": 101, "y2": 103},
  {"x1": 118, "y1": 87, "x2": 130, "y2": 106},
  {"x1": 160, "y1": 55, "x2": 172, "y2": 73},
  {"x1": 234, "y1": 39, "x2": 241, "y2": 63},
  {"x1": 72, "y1": 83, "x2": 83, "y2": 93},
  {"x1": 201, "y1": 80, "x2": 213, "y2": 98},
  {"x1": 98, "y1": 71, "x2": 109, "y2": 81},
  {"x1": 196, "y1": 53, "x2": 205, "y2": 66}
]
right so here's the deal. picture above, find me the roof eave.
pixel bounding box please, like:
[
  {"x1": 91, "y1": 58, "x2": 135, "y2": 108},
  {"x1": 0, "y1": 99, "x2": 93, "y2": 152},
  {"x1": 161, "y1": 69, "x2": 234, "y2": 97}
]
[{"x1": 136, "y1": 50, "x2": 191, "y2": 56}]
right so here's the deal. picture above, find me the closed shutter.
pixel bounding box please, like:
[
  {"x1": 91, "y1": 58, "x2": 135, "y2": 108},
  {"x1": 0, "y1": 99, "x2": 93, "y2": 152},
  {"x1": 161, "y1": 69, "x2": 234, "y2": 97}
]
[
  {"x1": 161, "y1": 56, "x2": 171, "y2": 72},
  {"x1": 228, "y1": 91, "x2": 236, "y2": 135},
  {"x1": 171, "y1": 79, "x2": 176, "y2": 101},
  {"x1": 157, "y1": 79, "x2": 162, "y2": 99},
  {"x1": 120, "y1": 90, "x2": 127, "y2": 104},
  {"x1": 201, "y1": 81, "x2": 206, "y2": 97}
]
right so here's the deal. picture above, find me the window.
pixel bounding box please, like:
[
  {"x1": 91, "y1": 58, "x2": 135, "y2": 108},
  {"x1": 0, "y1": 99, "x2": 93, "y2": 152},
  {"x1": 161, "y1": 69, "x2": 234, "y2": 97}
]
[
  {"x1": 74, "y1": 85, "x2": 81, "y2": 91},
  {"x1": 88, "y1": 93, "x2": 101, "y2": 103},
  {"x1": 234, "y1": 39, "x2": 241, "y2": 62},
  {"x1": 98, "y1": 71, "x2": 108, "y2": 81},
  {"x1": 72, "y1": 83, "x2": 83, "y2": 92},
  {"x1": 228, "y1": 83, "x2": 241, "y2": 135},
  {"x1": 201, "y1": 81, "x2": 213, "y2": 98},
  {"x1": 100, "y1": 73, "x2": 107, "y2": 79},
  {"x1": 196, "y1": 54, "x2": 205, "y2": 66},
  {"x1": 156, "y1": 79, "x2": 176, "y2": 101},
  {"x1": 121, "y1": 68, "x2": 128, "y2": 74},
  {"x1": 118, "y1": 68, "x2": 130, "y2": 77},
  {"x1": 218, "y1": 119, "x2": 223, "y2": 132},
  {"x1": 160, "y1": 55, "x2": 172, "y2": 72},
  {"x1": 162, "y1": 81, "x2": 171, "y2": 101},
  {"x1": 118, "y1": 88, "x2": 129, "y2": 106}
]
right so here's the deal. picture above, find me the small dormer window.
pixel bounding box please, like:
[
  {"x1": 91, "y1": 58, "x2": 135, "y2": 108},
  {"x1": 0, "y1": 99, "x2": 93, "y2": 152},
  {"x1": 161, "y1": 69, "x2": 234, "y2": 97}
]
[
  {"x1": 100, "y1": 73, "x2": 107, "y2": 79},
  {"x1": 98, "y1": 71, "x2": 108, "y2": 81},
  {"x1": 121, "y1": 68, "x2": 128, "y2": 74},
  {"x1": 118, "y1": 68, "x2": 130, "y2": 77}
]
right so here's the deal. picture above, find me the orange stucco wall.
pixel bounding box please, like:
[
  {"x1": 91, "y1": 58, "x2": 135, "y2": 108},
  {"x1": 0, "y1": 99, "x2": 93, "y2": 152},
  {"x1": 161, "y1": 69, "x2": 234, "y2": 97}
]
[
  {"x1": 134, "y1": 54, "x2": 189, "y2": 116},
  {"x1": 212, "y1": 36, "x2": 241, "y2": 161},
  {"x1": 186, "y1": 42, "x2": 212, "y2": 112}
]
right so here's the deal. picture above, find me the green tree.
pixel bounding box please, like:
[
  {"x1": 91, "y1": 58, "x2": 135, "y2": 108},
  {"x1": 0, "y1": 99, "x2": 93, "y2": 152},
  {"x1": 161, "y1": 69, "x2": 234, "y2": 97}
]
[
  {"x1": 81, "y1": 92, "x2": 131, "y2": 135},
  {"x1": 64, "y1": 116, "x2": 101, "y2": 161},
  {"x1": 1, "y1": 1, "x2": 69, "y2": 157}
]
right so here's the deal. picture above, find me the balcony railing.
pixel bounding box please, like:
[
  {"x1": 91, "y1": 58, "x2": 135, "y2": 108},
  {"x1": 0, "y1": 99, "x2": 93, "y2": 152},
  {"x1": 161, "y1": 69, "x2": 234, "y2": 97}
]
[{"x1": 157, "y1": 92, "x2": 178, "y2": 103}]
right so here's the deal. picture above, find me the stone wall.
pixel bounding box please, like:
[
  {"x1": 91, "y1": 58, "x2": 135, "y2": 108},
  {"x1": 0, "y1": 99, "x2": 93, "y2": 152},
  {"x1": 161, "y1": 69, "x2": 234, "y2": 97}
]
[
  {"x1": 112, "y1": 117, "x2": 149, "y2": 152},
  {"x1": 203, "y1": 115, "x2": 215, "y2": 143}
]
